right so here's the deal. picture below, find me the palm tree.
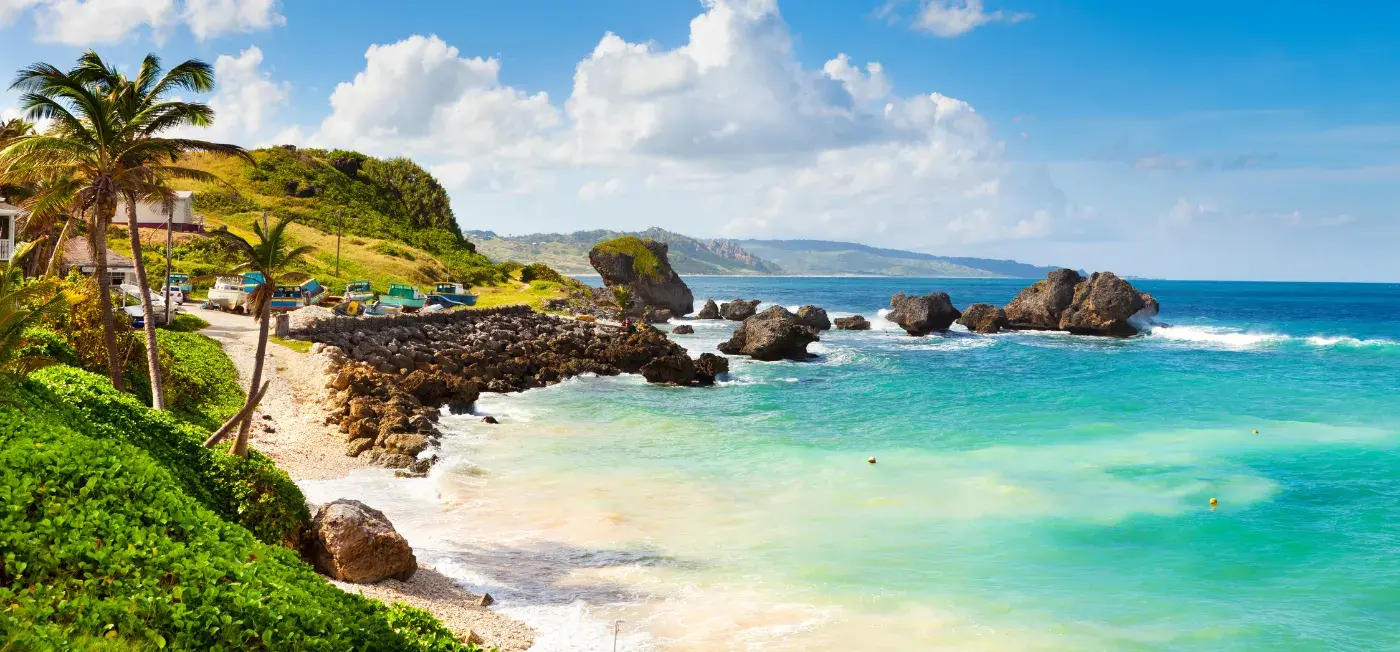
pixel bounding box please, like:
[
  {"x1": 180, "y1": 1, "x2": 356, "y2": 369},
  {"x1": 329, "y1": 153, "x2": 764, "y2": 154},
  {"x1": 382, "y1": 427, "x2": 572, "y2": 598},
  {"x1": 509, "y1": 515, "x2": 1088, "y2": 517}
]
[
  {"x1": 0, "y1": 51, "x2": 249, "y2": 406},
  {"x1": 0, "y1": 240, "x2": 65, "y2": 378},
  {"x1": 204, "y1": 213, "x2": 314, "y2": 458}
]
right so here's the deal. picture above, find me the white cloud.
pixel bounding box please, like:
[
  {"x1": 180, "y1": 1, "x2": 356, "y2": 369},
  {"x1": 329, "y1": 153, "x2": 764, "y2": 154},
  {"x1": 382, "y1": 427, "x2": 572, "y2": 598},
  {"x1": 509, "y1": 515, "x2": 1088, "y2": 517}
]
[
  {"x1": 1162, "y1": 199, "x2": 1217, "y2": 229},
  {"x1": 578, "y1": 178, "x2": 623, "y2": 201},
  {"x1": 882, "y1": 0, "x2": 1033, "y2": 38},
  {"x1": 19, "y1": 0, "x2": 281, "y2": 44},
  {"x1": 177, "y1": 46, "x2": 291, "y2": 146}
]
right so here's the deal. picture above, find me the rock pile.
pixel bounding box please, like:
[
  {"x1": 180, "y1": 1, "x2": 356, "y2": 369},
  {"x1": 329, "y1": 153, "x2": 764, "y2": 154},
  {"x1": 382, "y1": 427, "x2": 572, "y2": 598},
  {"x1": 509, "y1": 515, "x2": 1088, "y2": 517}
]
[
  {"x1": 718, "y1": 305, "x2": 819, "y2": 361},
  {"x1": 1002, "y1": 269, "x2": 1156, "y2": 337}
]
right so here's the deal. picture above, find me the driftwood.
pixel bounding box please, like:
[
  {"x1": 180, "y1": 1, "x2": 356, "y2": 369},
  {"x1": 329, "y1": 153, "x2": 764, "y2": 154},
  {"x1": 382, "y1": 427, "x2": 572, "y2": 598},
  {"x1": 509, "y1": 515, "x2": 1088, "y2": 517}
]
[{"x1": 204, "y1": 381, "x2": 271, "y2": 448}]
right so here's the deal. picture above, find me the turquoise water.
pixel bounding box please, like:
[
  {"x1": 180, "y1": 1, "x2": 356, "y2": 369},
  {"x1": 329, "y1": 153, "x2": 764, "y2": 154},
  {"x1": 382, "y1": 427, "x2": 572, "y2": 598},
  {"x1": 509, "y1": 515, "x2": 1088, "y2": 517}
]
[{"x1": 306, "y1": 278, "x2": 1400, "y2": 650}]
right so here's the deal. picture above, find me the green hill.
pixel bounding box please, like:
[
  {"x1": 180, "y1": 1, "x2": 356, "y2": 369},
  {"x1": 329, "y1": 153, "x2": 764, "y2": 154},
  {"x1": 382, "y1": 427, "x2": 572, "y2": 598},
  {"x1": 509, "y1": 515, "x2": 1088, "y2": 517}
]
[
  {"x1": 469, "y1": 227, "x2": 782, "y2": 275},
  {"x1": 734, "y1": 239, "x2": 1067, "y2": 277}
]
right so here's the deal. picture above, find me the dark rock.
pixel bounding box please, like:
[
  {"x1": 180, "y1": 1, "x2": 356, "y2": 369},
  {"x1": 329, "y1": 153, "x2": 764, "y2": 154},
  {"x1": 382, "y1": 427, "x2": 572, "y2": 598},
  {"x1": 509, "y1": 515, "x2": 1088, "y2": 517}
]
[
  {"x1": 672, "y1": 325, "x2": 695, "y2": 335},
  {"x1": 481, "y1": 416, "x2": 499, "y2": 424},
  {"x1": 641, "y1": 354, "x2": 696, "y2": 385},
  {"x1": 310, "y1": 500, "x2": 417, "y2": 583},
  {"x1": 958, "y1": 303, "x2": 1008, "y2": 334},
  {"x1": 696, "y1": 299, "x2": 720, "y2": 319},
  {"x1": 887, "y1": 292, "x2": 961, "y2": 336},
  {"x1": 1004, "y1": 269, "x2": 1084, "y2": 330},
  {"x1": 720, "y1": 299, "x2": 761, "y2": 321},
  {"x1": 643, "y1": 306, "x2": 675, "y2": 323},
  {"x1": 477, "y1": 593, "x2": 494, "y2": 607},
  {"x1": 717, "y1": 306, "x2": 819, "y2": 361},
  {"x1": 1138, "y1": 293, "x2": 1161, "y2": 321},
  {"x1": 796, "y1": 305, "x2": 831, "y2": 331},
  {"x1": 588, "y1": 237, "x2": 694, "y2": 315},
  {"x1": 694, "y1": 353, "x2": 729, "y2": 385},
  {"x1": 833, "y1": 315, "x2": 871, "y2": 331},
  {"x1": 1058, "y1": 272, "x2": 1148, "y2": 337}
]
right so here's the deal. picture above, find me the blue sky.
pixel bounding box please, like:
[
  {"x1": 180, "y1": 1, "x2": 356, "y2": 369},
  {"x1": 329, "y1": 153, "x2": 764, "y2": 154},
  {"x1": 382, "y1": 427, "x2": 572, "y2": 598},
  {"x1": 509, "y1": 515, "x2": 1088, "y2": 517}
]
[{"x1": 2, "y1": 0, "x2": 1397, "y2": 281}]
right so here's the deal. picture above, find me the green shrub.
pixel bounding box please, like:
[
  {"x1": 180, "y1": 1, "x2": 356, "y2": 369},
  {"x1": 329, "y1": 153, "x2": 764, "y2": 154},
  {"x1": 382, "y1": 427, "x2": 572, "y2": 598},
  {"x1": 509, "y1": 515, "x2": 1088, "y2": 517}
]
[
  {"x1": 594, "y1": 236, "x2": 662, "y2": 280},
  {"x1": 24, "y1": 366, "x2": 306, "y2": 549},
  {"x1": 0, "y1": 416, "x2": 477, "y2": 650},
  {"x1": 18, "y1": 326, "x2": 82, "y2": 368},
  {"x1": 496, "y1": 260, "x2": 524, "y2": 275},
  {"x1": 372, "y1": 241, "x2": 416, "y2": 261},
  {"x1": 519, "y1": 263, "x2": 565, "y2": 285},
  {"x1": 153, "y1": 330, "x2": 244, "y2": 429},
  {"x1": 161, "y1": 313, "x2": 209, "y2": 332}
]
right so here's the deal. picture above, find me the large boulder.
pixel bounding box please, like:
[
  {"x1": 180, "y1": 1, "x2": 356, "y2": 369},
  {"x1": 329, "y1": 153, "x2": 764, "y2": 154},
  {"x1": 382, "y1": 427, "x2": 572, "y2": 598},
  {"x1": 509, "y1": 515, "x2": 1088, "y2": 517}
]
[
  {"x1": 1004, "y1": 269, "x2": 1084, "y2": 330},
  {"x1": 1138, "y1": 293, "x2": 1161, "y2": 321},
  {"x1": 717, "y1": 306, "x2": 819, "y2": 361},
  {"x1": 795, "y1": 305, "x2": 831, "y2": 331},
  {"x1": 642, "y1": 306, "x2": 674, "y2": 323},
  {"x1": 589, "y1": 236, "x2": 694, "y2": 315},
  {"x1": 696, "y1": 299, "x2": 721, "y2": 320},
  {"x1": 672, "y1": 324, "x2": 695, "y2": 335},
  {"x1": 1058, "y1": 272, "x2": 1148, "y2": 337},
  {"x1": 641, "y1": 354, "x2": 697, "y2": 385},
  {"x1": 720, "y1": 299, "x2": 761, "y2": 321},
  {"x1": 834, "y1": 315, "x2": 871, "y2": 331},
  {"x1": 958, "y1": 303, "x2": 1009, "y2": 334},
  {"x1": 310, "y1": 500, "x2": 417, "y2": 583},
  {"x1": 887, "y1": 292, "x2": 961, "y2": 336},
  {"x1": 694, "y1": 353, "x2": 730, "y2": 385}
]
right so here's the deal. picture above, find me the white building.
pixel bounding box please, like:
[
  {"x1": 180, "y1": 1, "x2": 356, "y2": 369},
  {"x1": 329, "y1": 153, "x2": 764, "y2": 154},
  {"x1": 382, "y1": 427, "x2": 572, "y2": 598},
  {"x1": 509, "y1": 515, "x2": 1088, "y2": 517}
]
[
  {"x1": 118, "y1": 190, "x2": 205, "y2": 233},
  {"x1": 61, "y1": 236, "x2": 138, "y2": 288},
  {"x1": 0, "y1": 199, "x2": 19, "y2": 262}
]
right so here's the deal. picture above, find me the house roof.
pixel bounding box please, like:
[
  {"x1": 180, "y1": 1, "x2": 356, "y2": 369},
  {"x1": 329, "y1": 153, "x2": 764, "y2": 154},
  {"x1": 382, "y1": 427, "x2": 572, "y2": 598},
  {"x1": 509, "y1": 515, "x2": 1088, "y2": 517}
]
[
  {"x1": 0, "y1": 200, "x2": 22, "y2": 214},
  {"x1": 62, "y1": 236, "x2": 136, "y2": 269}
]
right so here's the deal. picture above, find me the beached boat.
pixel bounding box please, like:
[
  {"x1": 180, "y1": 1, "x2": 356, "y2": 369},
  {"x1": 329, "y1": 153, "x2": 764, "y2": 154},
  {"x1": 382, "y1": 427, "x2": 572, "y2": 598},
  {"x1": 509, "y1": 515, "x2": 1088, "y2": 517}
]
[
  {"x1": 344, "y1": 280, "x2": 375, "y2": 302},
  {"x1": 379, "y1": 283, "x2": 427, "y2": 310},
  {"x1": 428, "y1": 282, "x2": 477, "y2": 307},
  {"x1": 270, "y1": 278, "x2": 328, "y2": 311},
  {"x1": 163, "y1": 272, "x2": 193, "y2": 295}
]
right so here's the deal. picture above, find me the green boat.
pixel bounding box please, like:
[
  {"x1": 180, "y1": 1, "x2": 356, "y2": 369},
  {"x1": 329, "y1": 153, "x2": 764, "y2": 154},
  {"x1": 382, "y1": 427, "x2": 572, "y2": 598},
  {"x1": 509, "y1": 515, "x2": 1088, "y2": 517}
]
[
  {"x1": 428, "y1": 282, "x2": 478, "y2": 307},
  {"x1": 379, "y1": 283, "x2": 427, "y2": 310},
  {"x1": 344, "y1": 280, "x2": 375, "y2": 302}
]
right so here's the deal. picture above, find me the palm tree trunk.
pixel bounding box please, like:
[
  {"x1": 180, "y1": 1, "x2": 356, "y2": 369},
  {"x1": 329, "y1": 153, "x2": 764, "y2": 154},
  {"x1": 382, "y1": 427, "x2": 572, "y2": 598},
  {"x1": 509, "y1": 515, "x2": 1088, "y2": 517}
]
[
  {"x1": 92, "y1": 211, "x2": 124, "y2": 392},
  {"x1": 233, "y1": 303, "x2": 270, "y2": 458},
  {"x1": 125, "y1": 196, "x2": 165, "y2": 410},
  {"x1": 45, "y1": 214, "x2": 74, "y2": 279}
]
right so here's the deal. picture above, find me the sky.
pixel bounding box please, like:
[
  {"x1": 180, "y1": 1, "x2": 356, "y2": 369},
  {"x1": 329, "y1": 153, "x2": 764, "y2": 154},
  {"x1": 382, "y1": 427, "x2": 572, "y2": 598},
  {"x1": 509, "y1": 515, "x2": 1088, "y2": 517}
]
[{"x1": 1, "y1": 0, "x2": 1398, "y2": 282}]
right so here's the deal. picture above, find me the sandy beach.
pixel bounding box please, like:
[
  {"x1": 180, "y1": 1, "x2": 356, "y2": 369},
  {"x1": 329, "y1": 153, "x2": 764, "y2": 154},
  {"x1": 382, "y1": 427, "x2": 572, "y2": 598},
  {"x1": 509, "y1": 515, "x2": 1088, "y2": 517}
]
[{"x1": 198, "y1": 307, "x2": 536, "y2": 651}]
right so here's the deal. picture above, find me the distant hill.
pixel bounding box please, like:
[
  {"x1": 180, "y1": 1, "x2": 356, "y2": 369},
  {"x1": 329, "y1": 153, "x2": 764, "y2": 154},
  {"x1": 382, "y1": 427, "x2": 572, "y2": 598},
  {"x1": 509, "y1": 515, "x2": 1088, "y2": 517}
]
[
  {"x1": 469, "y1": 228, "x2": 782, "y2": 275},
  {"x1": 735, "y1": 239, "x2": 1065, "y2": 278}
]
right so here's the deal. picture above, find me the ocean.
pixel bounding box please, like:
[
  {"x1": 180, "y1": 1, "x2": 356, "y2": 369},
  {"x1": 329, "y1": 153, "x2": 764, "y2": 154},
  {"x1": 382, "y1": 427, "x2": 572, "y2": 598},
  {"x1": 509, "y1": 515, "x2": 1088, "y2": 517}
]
[{"x1": 302, "y1": 277, "x2": 1400, "y2": 651}]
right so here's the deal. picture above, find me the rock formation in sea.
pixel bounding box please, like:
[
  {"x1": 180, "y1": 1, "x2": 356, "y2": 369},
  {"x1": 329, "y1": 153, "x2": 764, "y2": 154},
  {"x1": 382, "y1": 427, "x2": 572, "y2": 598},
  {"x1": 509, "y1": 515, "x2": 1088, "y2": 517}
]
[
  {"x1": 641, "y1": 354, "x2": 696, "y2": 385},
  {"x1": 720, "y1": 299, "x2": 761, "y2": 321},
  {"x1": 310, "y1": 499, "x2": 417, "y2": 583},
  {"x1": 958, "y1": 303, "x2": 1009, "y2": 334},
  {"x1": 1003, "y1": 268, "x2": 1083, "y2": 330},
  {"x1": 887, "y1": 292, "x2": 961, "y2": 336},
  {"x1": 796, "y1": 305, "x2": 832, "y2": 331},
  {"x1": 718, "y1": 305, "x2": 819, "y2": 360},
  {"x1": 694, "y1": 353, "x2": 729, "y2": 384},
  {"x1": 696, "y1": 299, "x2": 721, "y2": 319},
  {"x1": 589, "y1": 236, "x2": 695, "y2": 315},
  {"x1": 1057, "y1": 271, "x2": 1149, "y2": 337},
  {"x1": 643, "y1": 306, "x2": 675, "y2": 323},
  {"x1": 672, "y1": 324, "x2": 695, "y2": 334},
  {"x1": 834, "y1": 315, "x2": 871, "y2": 330}
]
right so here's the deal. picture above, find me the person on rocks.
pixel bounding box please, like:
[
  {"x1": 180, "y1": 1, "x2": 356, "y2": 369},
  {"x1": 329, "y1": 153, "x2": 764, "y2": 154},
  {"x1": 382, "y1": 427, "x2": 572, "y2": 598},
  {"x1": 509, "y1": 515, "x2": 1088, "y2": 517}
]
[{"x1": 623, "y1": 317, "x2": 637, "y2": 334}]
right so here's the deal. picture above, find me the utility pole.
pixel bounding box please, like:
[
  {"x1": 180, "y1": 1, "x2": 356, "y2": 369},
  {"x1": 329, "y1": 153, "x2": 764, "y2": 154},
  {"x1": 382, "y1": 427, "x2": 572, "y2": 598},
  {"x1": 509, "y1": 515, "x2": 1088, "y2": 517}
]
[
  {"x1": 164, "y1": 206, "x2": 173, "y2": 325},
  {"x1": 335, "y1": 209, "x2": 342, "y2": 278}
]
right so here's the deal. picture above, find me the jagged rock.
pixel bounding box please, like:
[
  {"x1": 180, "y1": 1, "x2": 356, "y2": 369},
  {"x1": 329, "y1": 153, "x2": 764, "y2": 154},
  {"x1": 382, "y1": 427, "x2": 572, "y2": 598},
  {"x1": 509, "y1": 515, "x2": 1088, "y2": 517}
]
[
  {"x1": 672, "y1": 325, "x2": 695, "y2": 335},
  {"x1": 1004, "y1": 269, "x2": 1084, "y2": 330},
  {"x1": 1138, "y1": 293, "x2": 1161, "y2": 322},
  {"x1": 834, "y1": 315, "x2": 871, "y2": 331},
  {"x1": 481, "y1": 416, "x2": 499, "y2": 424},
  {"x1": 696, "y1": 299, "x2": 720, "y2": 319},
  {"x1": 477, "y1": 593, "x2": 494, "y2": 607},
  {"x1": 958, "y1": 303, "x2": 1008, "y2": 334},
  {"x1": 796, "y1": 305, "x2": 831, "y2": 331},
  {"x1": 1058, "y1": 272, "x2": 1148, "y2": 337},
  {"x1": 720, "y1": 299, "x2": 761, "y2": 321},
  {"x1": 887, "y1": 292, "x2": 961, "y2": 336},
  {"x1": 641, "y1": 354, "x2": 697, "y2": 385},
  {"x1": 310, "y1": 500, "x2": 417, "y2": 583},
  {"x1": 589, "y1": 237, "x2": 695, "y2": 315},
  {"x1": 717, "y1": 306, "x2": 819, "y2": 361},
  {"x1": 382, "y1": 433, "x2": 430, "y2": 457},
  {"x1": 694, "y1": 353, "x2": 729, "y2": 385},
  {"x1": 643, "y1": 306, "x2": 675, "y2": 323}
]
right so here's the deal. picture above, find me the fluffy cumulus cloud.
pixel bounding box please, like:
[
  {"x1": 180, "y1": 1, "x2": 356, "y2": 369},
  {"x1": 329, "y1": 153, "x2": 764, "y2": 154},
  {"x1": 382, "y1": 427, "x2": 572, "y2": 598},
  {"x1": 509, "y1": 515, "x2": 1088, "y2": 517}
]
[
  {"x1": 14, "y1": 0, "x2": 282, "y2": 44},
  {"x1": 307, "y1": 0, "x2": 1064, "y2": 249},
  {"x1": 169, "y1": 46, "x2": 291, "y2": 146}
]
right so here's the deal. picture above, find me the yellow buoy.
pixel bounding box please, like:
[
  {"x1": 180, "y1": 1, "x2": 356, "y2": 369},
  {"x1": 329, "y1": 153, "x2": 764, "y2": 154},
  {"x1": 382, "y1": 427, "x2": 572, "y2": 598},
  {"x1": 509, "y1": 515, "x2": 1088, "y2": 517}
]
[
  {"x1": 1209, "y1": 497, "x2": 1219, "y2": 507},
  {"x1": 868, "y1": 457, "x2": 877, "y2": 464}
]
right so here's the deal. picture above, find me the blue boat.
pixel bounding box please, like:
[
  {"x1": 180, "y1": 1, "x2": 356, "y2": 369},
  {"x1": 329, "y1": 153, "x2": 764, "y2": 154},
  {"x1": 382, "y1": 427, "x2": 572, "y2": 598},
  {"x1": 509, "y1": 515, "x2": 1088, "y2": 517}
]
[
  {"x1": 269, "y1": 278, "x2": 328, "y2": 311},
  {"x1": 428, "y1": 282, "x2": 478, "y2": 307}
]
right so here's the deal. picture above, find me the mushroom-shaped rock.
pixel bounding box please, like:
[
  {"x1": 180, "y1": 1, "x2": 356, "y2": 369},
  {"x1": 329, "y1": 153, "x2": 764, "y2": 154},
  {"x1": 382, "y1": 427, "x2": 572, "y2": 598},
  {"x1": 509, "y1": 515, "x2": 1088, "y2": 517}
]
[
  {"x1": 834, "y1": 315, "x2": 871, "y2": 331},
  {"x1": 1058, "y1": 272, "x2": 1148, "y2": 337},
  {"x1": 1004, "y1": 268, "x2": 1084, "y2": 330},
  {"x1": 795, "y1": 305, "x2": 832, "y2": 331},
  {"x1": 720, "y1": 299, "x2": 761, "y2": 321},
  {"x1": 310, "y1": 499, "x2": 417, "y2": 583},
  {"x1": 588, "y1": 236, "x2": 694, "y2": 315},
  {"x1": 696, "y1": 299, "x2": 721, "y2": 320},
  {"x1": 958, "y1": 303, "x2": 1009, "y2": 334},
  {"x1": 717, "y1": 305, "x2": 819, "y2": 361},
  {"x1": 694, "y1": 353, "x2": 730, "y2": 385},
  {"x1": 641, "y1": 354, "x2": 697, "y2": 385},
  {"x1": 887, "y1": 292, "x2": 961, "y2": 336}
]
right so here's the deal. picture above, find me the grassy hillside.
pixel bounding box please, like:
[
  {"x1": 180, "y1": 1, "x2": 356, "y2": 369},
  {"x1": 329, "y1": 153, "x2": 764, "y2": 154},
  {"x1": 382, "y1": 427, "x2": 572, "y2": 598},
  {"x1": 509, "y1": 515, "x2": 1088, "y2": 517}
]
[
  {"x1": 470, "y1": 227, "x2": 781, "y2": 275},
  {"x1": 736, "y1": 239, "x2": 1068, "y2": 278}
]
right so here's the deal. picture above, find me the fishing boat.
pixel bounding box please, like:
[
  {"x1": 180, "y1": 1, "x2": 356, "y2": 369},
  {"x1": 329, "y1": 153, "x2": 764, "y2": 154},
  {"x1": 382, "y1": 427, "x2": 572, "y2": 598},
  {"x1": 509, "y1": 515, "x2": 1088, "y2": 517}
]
[
  {"x1": 344, "y1": 280, "x2": 375, "y2": 302},
  {"x1": 163, "y1": 272, "x2": 193, "y2": 295},
  {"x1": 270, "y1": 278, "x2": 328, "y2": 311},
  {"x1": 428, "y1": 282, "x2": 477, "y2": 307},
  {"x1": 207, "y1": 272, "x2": 265, "y2": 312},
  {"x1": 379, "y1": 283, "x2": 427, "y2": 310}
]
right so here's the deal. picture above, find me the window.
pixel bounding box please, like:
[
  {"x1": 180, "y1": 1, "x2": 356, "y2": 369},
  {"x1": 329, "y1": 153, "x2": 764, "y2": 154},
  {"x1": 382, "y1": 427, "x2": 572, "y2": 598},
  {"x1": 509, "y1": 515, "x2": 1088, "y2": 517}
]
[{"x1": 109, "y1": 272, "x2": 127, "y2": 288}]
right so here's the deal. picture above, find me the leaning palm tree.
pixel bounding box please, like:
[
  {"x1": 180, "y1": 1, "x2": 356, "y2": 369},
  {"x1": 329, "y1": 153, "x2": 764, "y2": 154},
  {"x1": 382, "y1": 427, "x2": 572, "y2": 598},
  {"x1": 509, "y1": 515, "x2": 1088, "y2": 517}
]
[
  {"x1": 0, "y1": 51, "x2": 249, "y2": 406},
  {"x1": 203, "y1": 213, "x2": 314, "y2": 458}
]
